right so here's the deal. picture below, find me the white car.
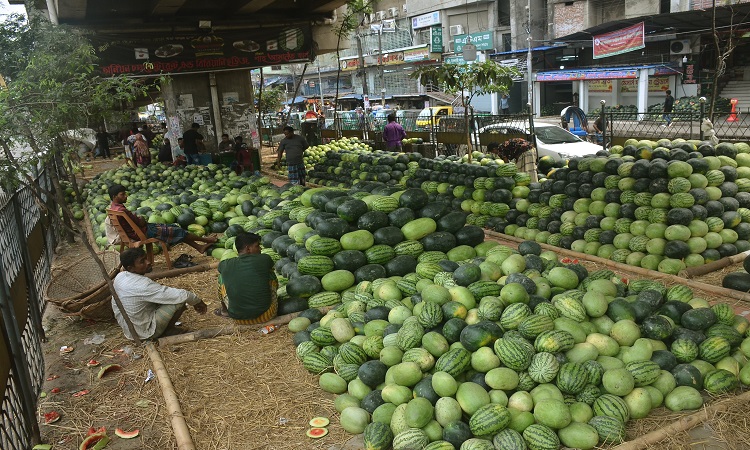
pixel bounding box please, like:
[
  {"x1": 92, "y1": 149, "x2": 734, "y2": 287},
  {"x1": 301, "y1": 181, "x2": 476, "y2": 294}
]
[{"x1": 475, "y1": 122, "x2": 603, "y2": 161}]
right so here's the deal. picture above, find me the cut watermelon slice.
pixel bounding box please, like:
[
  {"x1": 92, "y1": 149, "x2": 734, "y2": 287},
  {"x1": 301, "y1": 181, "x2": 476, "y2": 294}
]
[
  {"x1": 114, "y1": 428, "x2": 139, "y2": 439},
  {"x1": 86, "y1": 359, "x2": 100, "y2": 367},
  {"x1": 79, "y1": 432, "x2": 107, "y2": 450},
  {"x1": 43, "y1": 411, "x2": 61, "y2": 424},
  {"x1": 308, "y1": 417, "x2": 330, "y2": 428},
  {"x1": 97, "y1": 364, "x2": 122, "y2": 379},
  {"x1": 306, "y1": 427, "x2": 328, "y2": 439}
]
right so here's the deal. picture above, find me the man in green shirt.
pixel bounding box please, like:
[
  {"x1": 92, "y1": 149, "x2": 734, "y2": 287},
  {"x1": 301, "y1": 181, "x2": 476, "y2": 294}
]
[{"x1": 215, "y1": 233, "x2": 278, "y2": 324}]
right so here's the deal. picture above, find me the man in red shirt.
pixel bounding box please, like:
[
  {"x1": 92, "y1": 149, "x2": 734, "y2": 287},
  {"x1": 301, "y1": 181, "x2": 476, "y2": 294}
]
[
  {"x1": 108, "y1": 185, "x2": 217, "y2": 254},
  {"x1": 383, "y1": 113, "x2": 407, "y2": 152}
]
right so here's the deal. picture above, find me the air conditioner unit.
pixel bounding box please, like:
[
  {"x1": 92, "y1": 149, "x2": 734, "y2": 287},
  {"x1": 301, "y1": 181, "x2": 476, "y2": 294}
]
[
  {"x1": 402, "y1": 4, "x2": 408, "y2": 14},
  {"x1": 388, "y1": 7, "x2": 399, "y2": 18},
  {"x1": 449, "y1": 25, "x2": 464, "y2": 36},
  {"x1": 670, "y1": 39, "x2": 691, "y2": 55},
  {"x1": 375, "y1": 11, "x2": 386, "y2": 21}
]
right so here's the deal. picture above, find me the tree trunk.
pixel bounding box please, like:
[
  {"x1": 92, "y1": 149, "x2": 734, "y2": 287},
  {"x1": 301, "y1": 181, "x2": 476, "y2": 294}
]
[{"x1": 51, "y1": 152, "x2": 76, "y2": 243}]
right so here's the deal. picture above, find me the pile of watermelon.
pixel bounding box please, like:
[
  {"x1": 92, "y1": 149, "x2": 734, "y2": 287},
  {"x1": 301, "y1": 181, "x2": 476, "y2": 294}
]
[{"x1": 264, "y1": 186, "x2": 750, "y2": 450}]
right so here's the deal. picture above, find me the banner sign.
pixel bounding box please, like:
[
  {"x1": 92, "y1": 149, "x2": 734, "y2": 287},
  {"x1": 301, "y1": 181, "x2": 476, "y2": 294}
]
[
  {"x1": 621, "y1": 77, "x2": 671, "y2": 92},
  {"x1": 592, "y1": 22, "x2": 645, "y2": 59},
  {"x1": 340, "y1": 45, "x2": 437, "y2": 71},
  {"x1": 93, "y1": 26, "x2": 313, "y2": 76},
  {"x1": 454, "y1": 31, "x2": 494, "y2": 53},
  {"x1": 537, "y1": 69, "x2": 638, "y2": 82},
  {"x1": 683, "y1": 63, "x2": 697, "y2": 84},
  {"x1": 589, "y1": 80, "x2": 613, "y2": 92},
  {"x1": 411, "y1": 11, "x2": 441, "y2": 29}
]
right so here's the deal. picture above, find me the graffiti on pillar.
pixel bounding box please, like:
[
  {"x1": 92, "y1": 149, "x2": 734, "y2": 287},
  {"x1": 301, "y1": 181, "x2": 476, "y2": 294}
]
[{"x1": 220, "y1": 104, "x2": 259, "y2": 146}]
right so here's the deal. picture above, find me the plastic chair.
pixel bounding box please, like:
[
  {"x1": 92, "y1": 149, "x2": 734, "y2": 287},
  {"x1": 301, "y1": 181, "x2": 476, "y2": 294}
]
[{"x1": 106, "y1": 209, "x2": 172, "y2": 269}]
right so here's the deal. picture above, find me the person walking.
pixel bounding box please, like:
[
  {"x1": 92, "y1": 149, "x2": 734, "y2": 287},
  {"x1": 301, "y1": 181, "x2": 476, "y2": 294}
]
[
  {"x1": 500, "y1": 94, "x2": 510, "y2": 115},
  {"x1": 182, "y1": 122, "x2": 204, "y2": 165},
  {"x1": 383, "y1": 113, "x2": 407, "y2": 152},
  {"x1": 133, "y1": 133, "x2": 151, "y2": 167},
  {"x1": 273, "y1": 126, "x2": 309, "y2": 186},
  {"x1": 663, "y1": 90, "x2": 674, "y2": 127},
  {"x1": 95, "y1": 126, "x2": 111, "y2": 159}
]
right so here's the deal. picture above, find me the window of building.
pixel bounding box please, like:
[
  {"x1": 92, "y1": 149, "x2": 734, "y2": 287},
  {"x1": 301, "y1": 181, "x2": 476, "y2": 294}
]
[
  {"x1": 498, "y1": 0, "x2": 511, "y2": 26},
  {"x1": 502, "y1": 33, "x2": 512, "y2": 52}
]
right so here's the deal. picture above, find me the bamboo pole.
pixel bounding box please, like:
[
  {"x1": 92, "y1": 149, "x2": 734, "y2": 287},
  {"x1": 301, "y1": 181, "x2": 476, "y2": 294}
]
[
  {"x1": 146, "y1": 343, "x2": 196, "y2": 450},
  {"x1": 147, "y1": 261, "x2": 219, "y2": 280},
  {"x1": 484, "y1": 230, "x2": 750, "y2": 304},
  {"x1": 157, "y1": 306, "x2": 335, "y2": 347},
  {"x1": 613, "y1": 390, "x2": 750, "y2": 450},
  {"x1": 679, "y1": 250, "x2": 750, "y2": 278}
]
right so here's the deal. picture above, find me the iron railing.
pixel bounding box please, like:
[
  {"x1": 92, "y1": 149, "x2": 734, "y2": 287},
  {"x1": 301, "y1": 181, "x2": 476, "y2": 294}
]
[{"x1": 0, "y1": 167, "x2": 57, "y2": 450}]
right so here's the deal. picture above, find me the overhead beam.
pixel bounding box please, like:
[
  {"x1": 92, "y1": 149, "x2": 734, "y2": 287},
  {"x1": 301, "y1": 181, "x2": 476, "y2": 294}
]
[
  {"x1": 150, "y1": 0, "x2": 187, "y2": 16},
  {"x1": 56, "y1": 0, "x2": 87, "y2": 20},
  {"x1": 311, "y1": 0, "x2": 348, "y2": 13},
  {"x1": 235, "y1": 0, "x2": 278, "y2": 14}
]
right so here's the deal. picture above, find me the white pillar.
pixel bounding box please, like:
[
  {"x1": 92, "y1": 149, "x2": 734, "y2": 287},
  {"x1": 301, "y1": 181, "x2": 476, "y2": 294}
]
[
  {"x1": 491, "y1": 92, "x2": 498, "y2": 115},
  {"x1": 533, "y1": 82, "x2": 541, "y2": 118},
  {"x1": 578, "y1": 80, "x2": 588, "y2": 113},
  {"x1": 637, "y1": 69, "x2": 649, "y2": 121}
]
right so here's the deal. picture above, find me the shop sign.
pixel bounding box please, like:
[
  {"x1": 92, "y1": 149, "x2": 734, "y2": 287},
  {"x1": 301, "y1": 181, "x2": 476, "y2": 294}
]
[
  {"x1": 537, "y1": 69, "x2": 637, "y2": 82},
  {"x1": 340, "y1": 45, "x2": 434, "y2": 71},
  {"x1": 683, "y1": 63, "x2": 697, "y2": 84},
  {"x1": 454, "y1": 32, "x2": 494, "y2": 53},
  {"x1": 340, "y1": 57, "x2": 360, "y2": 71},
  {"x1": 403, "y1": 46, "x2": 430, "y2": 62},
  {"x1": 589, "y1": 79, "x2": 612, "y2": 92},
  {"x1": 620, "y1": 77, "x2": 671, "y2": 92},
  {"x1": 431, "y1": 26, "x2": 443, "y2": 53},
  {"x1": 593, "y1": 22, "x2": 645, "y2": 59},
  {"x1": 411, "y1": 11, "x2": 440, "y2": 29}
]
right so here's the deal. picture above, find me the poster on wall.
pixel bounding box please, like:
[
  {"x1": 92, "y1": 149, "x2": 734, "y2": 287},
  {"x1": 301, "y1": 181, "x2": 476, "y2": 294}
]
[
  {"x1": 93, "y1": 26, "x2": 313, "y2": 76},
  {"x1": 593, "y1": 22, "x2": 645, "y2": 59},
  {"x1": 589, "y1": 80, "x2": 613, "y2": 92}
]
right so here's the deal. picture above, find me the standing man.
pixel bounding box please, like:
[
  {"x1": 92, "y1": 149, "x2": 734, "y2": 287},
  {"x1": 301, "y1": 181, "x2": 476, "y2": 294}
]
[
  {"x1": 383, "y1": 113, "x2": 407, "y2": 152},
  {"x1": 95, "y1": 126, "x2": 111, "y2": 159},
  {"x1": 273, "y1": 126, "x2": 308, "y2": 185},
  {"x1": 182, "y1": 122, "x2": 204, "y2": 165},
  {"x1": 214, "y1": 233, "x2": 278, "y2": 324},
  {"x1": 500, "y1": 94, "x2": 510, "y2": 115},
  {"x1": 663, "y1": 90, "x2": 674, "y2": 127},
  {"x1": 112, "y1": 247, "x2": 207, "y2": 340}
]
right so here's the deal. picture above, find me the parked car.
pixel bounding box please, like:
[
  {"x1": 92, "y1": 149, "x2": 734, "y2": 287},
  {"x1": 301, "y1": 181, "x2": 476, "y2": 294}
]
[
  {"x1": 416, "y1": 106, "x2": 453, "y2": 130},
  {"x1": 474, "y1": 122, "x2": 602, "y2": 161}
]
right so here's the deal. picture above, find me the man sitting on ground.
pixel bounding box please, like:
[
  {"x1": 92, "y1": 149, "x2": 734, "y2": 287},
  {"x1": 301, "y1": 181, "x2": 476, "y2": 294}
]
[
  {"x1": 214, "y1": 233, "x2": 278, "y2": 324},
  {"x1": 108, "y1": 184, "x2": 217, "y2": 254},
  {"x1": 112, "y1": 248, "x2": 207, "y2": 340}
]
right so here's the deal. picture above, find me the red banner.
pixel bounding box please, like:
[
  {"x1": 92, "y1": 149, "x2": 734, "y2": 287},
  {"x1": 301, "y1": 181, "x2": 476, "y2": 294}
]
[{"x1": 593, "y1": 22, "x2": 645, "y2": 60}]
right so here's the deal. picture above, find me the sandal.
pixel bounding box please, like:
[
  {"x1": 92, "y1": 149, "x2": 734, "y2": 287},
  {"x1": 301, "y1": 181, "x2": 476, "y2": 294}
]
[
  {"x1": 174, "y1": 254, "x2": 196, "y2": 269},
  {"x1": 213, "y1": 308, "x2": 231, "y2": 319}
]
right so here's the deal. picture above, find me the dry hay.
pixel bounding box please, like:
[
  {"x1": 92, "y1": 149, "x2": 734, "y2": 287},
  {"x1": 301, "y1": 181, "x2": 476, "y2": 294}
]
[
  {"x1": 691, "y1": 261, "x2": 744, "y2": 289},
  {"x1": 157, "y1": 330, "x2": 350, "y2": 450}
]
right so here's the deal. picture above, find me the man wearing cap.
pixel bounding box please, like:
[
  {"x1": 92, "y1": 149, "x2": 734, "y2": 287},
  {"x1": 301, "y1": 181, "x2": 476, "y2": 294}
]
[{"x1": 273, "y1": 126, "x2": 309, "y2": 185}]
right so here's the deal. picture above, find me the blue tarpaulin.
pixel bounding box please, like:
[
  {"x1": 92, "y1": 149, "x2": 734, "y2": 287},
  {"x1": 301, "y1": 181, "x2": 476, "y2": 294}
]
[{"x1": 283, "y1": 96, "x2": 308, "y2": 104}]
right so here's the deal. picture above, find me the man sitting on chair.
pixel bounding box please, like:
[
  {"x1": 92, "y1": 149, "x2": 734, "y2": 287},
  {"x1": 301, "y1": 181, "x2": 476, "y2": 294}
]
[
  {"x1": 108, "y1": 184, "x2": 216, "y2": 254},
  {"x1": 214, "y1": 232, "x2": 278, "y2": 324},
  {"x1": 112, "y1": 248, "x2": 207, "y2": 340}
]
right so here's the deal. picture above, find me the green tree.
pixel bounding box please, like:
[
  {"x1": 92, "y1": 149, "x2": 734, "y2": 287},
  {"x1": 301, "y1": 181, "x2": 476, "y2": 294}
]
[
  {"x1": 411, "y1": 61, "x2": 519, "y2": 161},
  {"x1": 0, "y1": 11, "x2": 153, "y2": 342},
  {"x1": 257, "y1": 86, "x2": 286, "y2": 114}
]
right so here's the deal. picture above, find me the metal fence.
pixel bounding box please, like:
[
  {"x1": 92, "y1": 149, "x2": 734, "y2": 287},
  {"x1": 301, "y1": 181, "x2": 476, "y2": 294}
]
[{"x1": 0, "y1": 167, "x2": 57, "y2": 449}]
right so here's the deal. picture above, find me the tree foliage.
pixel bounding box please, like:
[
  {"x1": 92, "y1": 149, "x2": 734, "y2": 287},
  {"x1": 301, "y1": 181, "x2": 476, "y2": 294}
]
[
  {"x1": 0, "y1": 11, "x2": 153, "y2": 185},
  {"x1": 410, "y1": 61, "x2": 519, "y2": 103},
  {"x1": 257, "y1": 86, "x2": 285, "y2": 114}
]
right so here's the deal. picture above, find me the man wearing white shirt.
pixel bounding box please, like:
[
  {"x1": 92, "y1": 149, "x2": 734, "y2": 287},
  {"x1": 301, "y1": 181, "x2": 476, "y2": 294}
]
[{"x1": 111, "y1": 248, "x2": 207, "y2": 340}]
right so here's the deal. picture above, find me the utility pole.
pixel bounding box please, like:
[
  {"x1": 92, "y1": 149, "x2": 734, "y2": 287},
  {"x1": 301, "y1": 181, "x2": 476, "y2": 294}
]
[
  {"x1": 377, "y1": 27, "x2": 386, "y2": 107},
  {"x1": 526, "y1": 0, "x2": 533, "y2": 114},
  {"x1": 317, "y1": 58, "x2": 324, "y2": 111},
  {"x1": 356, "y1": 33, "x2": 369, "y2": 101}
]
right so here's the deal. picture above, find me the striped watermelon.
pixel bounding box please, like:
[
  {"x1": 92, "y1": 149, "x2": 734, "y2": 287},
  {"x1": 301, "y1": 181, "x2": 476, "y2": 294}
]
[
  {"x1": 416, "y1": 262, "x2": 442, "y2": 279},
  {"x1": 469, "y1": 403, "x2": 511, "y2": 437},
  {"x1": 308, "y1": 237, "x2": 342, "y2": 256},
  {"x1": 666, "y1": 284, "x2": 693, "y2": 302},
  {"x1": 365, "y1": 245, "x2": 396, "y2": 265},
  {"x1": 461, "y1": 438, "x2": 495, "y2": 450},
  {"x1": 500, "y1": 303, "x2": 532, "y2": 330},
  {"x1": 706, "y1": 324, "x2": 743, "y2": 347},
  {"x1": 634, "y1": 192, "x2": 654, "y2": 206},
  {"x1": 492, "y1": 429, "x2": 526, "y2": 450},
  {"x1": 362, "y1": 336, "x2": 385, "y2": 359},
  {"x1": 667, "y1": 177, "x2": 691, "y2": 194},
  {"x1": 705, "y1": 169, "x2": 725, "y2": 186},
  {"x1": 576, "y1": 384, "x2": 601, "y2": 405},
  {"x1": 627, "y1": 279, "x2": 666, "y2": 295},
  {"x1": 672, "y1": 339, "x2": 699, "y2": 363},
  {"x1": 519, "y1": 314, "x2": 555, "y2": 339},
  {"x1": 418, "y1": 251, "x2": 448, "y2": 263},
  {"x1": 593, "y1": 394, "x2": 630, "y2": 422},
  {"x1": 296, "y1": 341, "x2": 319, "y2": 360},
  {"x1": 534, "y1": 330, "x2": 576, "y2": 353},
  {"x1": 522, "y1": 424, "x2": 560, "y2": 450},
  {"x1": 699, "y1": 336, "x2": 731, "y2": 363},
  {"x1": 517, "y1": 371, "x2": 538, "y2": 392},
  {"x1": 417, "y1": 301, "x2": 444, "y2": 329},
  {"x1": 434, "y1": 347, "x2": 472, "y2": 377},
  {"x1": 582, "y1": 360, "x2": 604, "y2": 386},
  {"x1": 319, "y1": 345, "x2": 339, "y2": 362},
  {"x1": 338, "y1": 342, "x2": 368, "y2": 365},
  {"x1": 302, "y1": 352, "x2": 333, "y2": 374},
  {"x1": 534, "y1": 302, "x2": 560, "y2": 320},
  {"x1": 396, "y1": 317, "x2": 425, "y2": 351},
  {"x1": 625, "y1": 360, "x2": 661, "y2": 386},
  {"x1": 424, "y1": 442, "x2": 456, "y2": 450},
  {"x1": 468, "y1": 280, "x2": 502, "y2": 300},
  {"x1": 669, "y1": 192, "x2": 695, "y2": 208},
  {"x1": 336, "y1": 363, "x2": 361, "y2": 382},
  {"x1": 703, "y1": 369, "x2": 739, "y2": 394},
  {"x1": 553, "y1": 296, "x2": 587, "y2": 322},
  {"x1": 705, "y1": 216, "x2": 725, "y2": 232},
  {"x1": 396, "y1": 279, "x2": 418, "y2": 297},
  {"x1": 556, "y1": 362, "x2": 588, "y2": 394},
  {"x1": 308, "y1": 291, "x2": 342, "y2": 308},
  {"x1": 494, "y1": 338, "x2": 534, "y2": 371},
  {"x1": 711, "y1": 303, "x2": 735, "y2": 326},
  {"x1": 371, "y1": 196, "x2": 399, "y2": 213},
  {"x1": 528, "y1": 352, "x2": 560, "y2": 383},
  {"x1": 394, "y1": 240, "x2": 424, "y2": 257},
  {"x1": 297, "y1": 255, "x2": 335, "y2": 276},
  {"x1": 392, "y1": 428, "x2": 429, "y2": 450},
  {"x1": 310, "y1": 326, "x2": 337, "y2": 346},
  {"x1": 588, "y1": 415, "x2": 626, "y2": 444},
  {"x1": 478, "y1": 297, "x2": 504, "y2": 321},
  {"x1": 363, "y1": 422, "x2": 393, "y2": 450}
]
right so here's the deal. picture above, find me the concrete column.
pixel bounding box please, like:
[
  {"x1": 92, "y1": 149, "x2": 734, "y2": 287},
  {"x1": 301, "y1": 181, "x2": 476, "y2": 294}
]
[
  {"x1": 491, "y1": 92, "x2": 498, "y2": 115},
  {"x1": 209, "y1": 73, "x2": 223, "y2": 146},
  {"x1": 578, "y1": 80, "x2": 588, "y2": 113},
  {"x1": 637, "y1": 69, "x2": 649, "y2": 121},
  {"x1": 533, "y1": 82, "x2": 541, "y2": 117}
]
